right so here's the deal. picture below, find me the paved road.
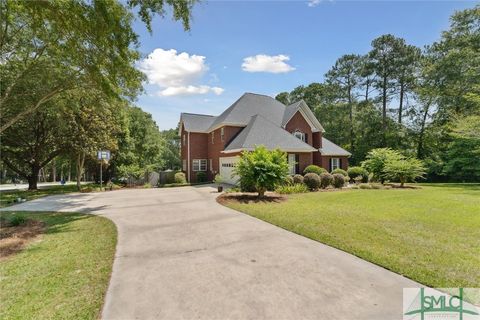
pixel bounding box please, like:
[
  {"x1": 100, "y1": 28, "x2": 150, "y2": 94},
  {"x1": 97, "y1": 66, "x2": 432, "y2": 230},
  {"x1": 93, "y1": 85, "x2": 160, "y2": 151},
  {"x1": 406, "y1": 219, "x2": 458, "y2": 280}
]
[
  {"x1": 0, "y1": 181, "x2": 91, "y2": 192},
  {"x1": 2, "y1": 185, "x2": 420, "y2": 319}
]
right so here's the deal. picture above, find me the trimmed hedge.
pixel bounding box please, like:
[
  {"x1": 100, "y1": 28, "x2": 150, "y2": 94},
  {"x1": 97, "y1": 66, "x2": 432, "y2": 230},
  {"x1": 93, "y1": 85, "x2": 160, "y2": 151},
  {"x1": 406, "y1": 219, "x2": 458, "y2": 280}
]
[
  {"x1": 304, "y1": 173, "x2": 321, "y2": 190},
  {"x1": 332, "y1": 168, "x2": 348, "y2": 177},
  {"x1": 347, "y1": 166, "x2": 369, "y2": 183},
  {"x1": 293, "y1": 174, "x2": 304, "y2": 184},
  {"x1": 319, "y1": 172, "x2": 333, "y2": 189},
  {"x1": 174, "y1": 172, "x2": 187, "y2": 184},
  {"x1": 303, "y1": 165, "x2": 327, "y2": 176},
  {"x1": 332, "y1": 173, "x2": 345, "y2": 188}
]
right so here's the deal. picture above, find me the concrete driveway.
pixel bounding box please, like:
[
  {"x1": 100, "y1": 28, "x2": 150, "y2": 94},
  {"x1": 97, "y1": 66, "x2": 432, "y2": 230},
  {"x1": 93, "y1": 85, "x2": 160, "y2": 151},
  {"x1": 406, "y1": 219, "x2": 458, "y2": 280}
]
[{"x1": 2, "y1": 185, "x2": 420, "y2": 319}]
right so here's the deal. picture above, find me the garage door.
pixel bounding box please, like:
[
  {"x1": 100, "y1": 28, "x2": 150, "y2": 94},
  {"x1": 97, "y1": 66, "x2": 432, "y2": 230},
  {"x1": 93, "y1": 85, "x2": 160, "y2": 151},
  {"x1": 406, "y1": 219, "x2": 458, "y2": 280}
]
[{"x1": 219, "y1": 156, "x2": 240, "y2": 185}]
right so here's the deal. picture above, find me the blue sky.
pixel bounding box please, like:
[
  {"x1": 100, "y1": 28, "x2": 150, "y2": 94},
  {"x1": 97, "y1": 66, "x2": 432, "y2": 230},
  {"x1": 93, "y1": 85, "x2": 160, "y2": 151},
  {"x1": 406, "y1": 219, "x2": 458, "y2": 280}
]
[{"x1": 133, "y1": 1, "x2": 475, "y2": 130}]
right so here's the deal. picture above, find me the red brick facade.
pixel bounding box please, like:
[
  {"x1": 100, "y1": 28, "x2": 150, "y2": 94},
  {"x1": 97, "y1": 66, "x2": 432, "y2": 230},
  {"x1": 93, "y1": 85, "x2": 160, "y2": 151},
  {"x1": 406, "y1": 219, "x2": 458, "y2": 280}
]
[{"x1": 181, "y1": 111, "x2": 349, "y2": 182}]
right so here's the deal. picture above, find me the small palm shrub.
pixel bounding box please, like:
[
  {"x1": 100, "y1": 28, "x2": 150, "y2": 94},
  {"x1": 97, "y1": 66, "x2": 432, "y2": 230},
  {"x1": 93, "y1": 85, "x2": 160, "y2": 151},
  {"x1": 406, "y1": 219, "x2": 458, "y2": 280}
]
[
  {"x1": 332, "y1": 173, "x2": 345, "y2": 188},
  {"x1": 174, "y1": 172, "x2": 187, "y2": 184},
  {"x1": 319, "y1": 172, "x2": 333, "y2": 189},
  {"x1": 303, "y1": 165, "x2": 327, "y2": 176},
  {"x1": 348, "y1": 166, "x2": 369, "y2": 183},
  {"x1": 284, "y1": 175, "x2": 294, "y2": 185},
  {"x1": 303, "y1": 173, "x2": 321, "y2": 190},
  {"x1": 331, "y1": 168, "x2": 348, "y2": 177},
  {"x1": 276, "y1": 183, "x2": 309, "y2": 194},
  {"x1": 293, "y1": 174, "x2": 304, "y2": 184}
]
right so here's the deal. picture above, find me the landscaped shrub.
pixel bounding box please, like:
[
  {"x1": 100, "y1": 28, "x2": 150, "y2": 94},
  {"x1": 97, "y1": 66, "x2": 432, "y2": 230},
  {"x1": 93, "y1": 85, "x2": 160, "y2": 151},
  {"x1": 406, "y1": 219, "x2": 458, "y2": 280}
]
[
  {"x1": 234, "y1": 146, "x2": 289, "y2": 197},
  {"x1": 196, "y1": 172, "x2": 207, "y2": 182},
  {"x1": 370, "y1": 183, "x2": 383, "y2": 189},
  {"x1": 332, "y1": 173, "x2": 345, "y2": 188},
  {"x1": 361, "y1": 148, "x2": 404, "y2": 183},
  {"x1": 331, "y1": 168, "x2": 348, "y2": 177},
  {"x1": 275, "y1": 183, "x2": 309, "y2": 194},
  {"x1": 284, "y1": 175, "x2": 294, "y2": 185},
  {"x1": 319, "y1": 172, "x2": 333, "y2": 189},
  {"x1": 303, "y1": 165, "x2": 327, "y2": 176},
  {"x1": 303, "y1": 173, "x2": 321, "y2": 190},
  {"x1": 174, "y1": 172, "x2": 187, "y2": 184},
  {"x1": 8, "y1": 215, "x2": 26, "y2": 226},
  {"x1": 347, "y1": 166, "x2": 369, "y2": 183},
  {"x1": 359, "y1": 183, "x2": 372, "y2": 189},
  {"x1": 383, "y1": 158, "x2": 426, "y2": 187},
  {"x1": 293, "y1": 174, "x2": 304, "y2": 184},
  {"x1": 143, "y1": 183, "x2": 152, "y2": 188}
]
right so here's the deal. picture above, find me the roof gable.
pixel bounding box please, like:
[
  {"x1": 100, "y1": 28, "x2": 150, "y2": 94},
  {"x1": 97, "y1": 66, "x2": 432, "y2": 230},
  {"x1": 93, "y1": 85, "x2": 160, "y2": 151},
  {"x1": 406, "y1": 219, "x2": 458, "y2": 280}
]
[
  {"x1": 282, "y1": 100, "x2": 324, "y2": 132},
  {"x1": 223, "y1": 114, "x2": 317, "y2": 153},
  {"x1": 207, "y1": 93, "x2": 286, "y2": 132},
  {"x1": 180, "y1": 113, "x2": 216, "y2": 133}
]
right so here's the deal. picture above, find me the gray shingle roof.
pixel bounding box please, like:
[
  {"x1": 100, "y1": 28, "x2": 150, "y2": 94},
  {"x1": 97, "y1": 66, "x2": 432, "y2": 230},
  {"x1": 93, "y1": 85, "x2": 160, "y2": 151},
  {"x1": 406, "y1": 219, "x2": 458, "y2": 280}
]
[
  {"x1": 208, "y1": 93, "x2": 286, "y2": 131},
  {"x1": 224, "y1": 115, "x2": 317, "y2": 152},
  {"x1": 282, "y1": 101, "x2": 302, "y2": 126},
  {"x1": 180, "y1": 113, "x2": 216, "y2": 132},
  {"x1": 321, "y1": 137, "x2": 352, "y2": 156}
]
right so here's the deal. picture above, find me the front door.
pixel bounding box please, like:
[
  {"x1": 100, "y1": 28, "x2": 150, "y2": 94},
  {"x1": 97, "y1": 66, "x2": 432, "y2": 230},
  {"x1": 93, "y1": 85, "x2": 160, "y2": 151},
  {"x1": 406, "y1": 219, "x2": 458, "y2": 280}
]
[{"x1": 288, "y1": 154, "x2": 296, "y2": 175}]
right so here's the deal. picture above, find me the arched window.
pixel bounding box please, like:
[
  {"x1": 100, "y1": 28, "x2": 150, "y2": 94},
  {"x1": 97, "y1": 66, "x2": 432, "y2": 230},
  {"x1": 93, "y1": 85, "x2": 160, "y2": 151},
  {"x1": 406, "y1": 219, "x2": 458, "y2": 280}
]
[{"x1": 292, "y1": 130, "x2": 305, "y2": 142}]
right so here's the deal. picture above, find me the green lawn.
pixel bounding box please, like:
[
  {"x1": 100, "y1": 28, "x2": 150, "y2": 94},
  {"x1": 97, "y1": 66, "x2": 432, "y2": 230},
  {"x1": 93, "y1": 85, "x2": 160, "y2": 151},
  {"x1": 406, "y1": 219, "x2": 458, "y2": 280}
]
[
  {"x1": 223, "y1": 183, "x2": 480, "y2": 288},
  {"x1": 0, "y1": 211, "x2": 117, "y2": 320}
]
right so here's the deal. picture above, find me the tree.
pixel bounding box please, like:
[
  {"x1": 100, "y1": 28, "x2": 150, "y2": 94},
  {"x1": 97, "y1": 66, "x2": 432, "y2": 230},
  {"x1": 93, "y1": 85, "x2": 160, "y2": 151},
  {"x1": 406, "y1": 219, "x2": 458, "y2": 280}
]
[
  {"x1": 361, "y1": 148, "x2": 404, "y2": 183},
  {"x1": 1, "y1": 103, "x2": 65, "y2": 190},
  {"x1": 383, "y1": 158, "x2": 426, "y2": 187},
  {"x1": 0, "y1": 0, "x2": 198, "y2": 132},
  {"x1": 234, "y1": 146, "x2": 289, "y2": 197},
  {"x1": 368, "y1": 35, "x2": 404, "y2": 145},
  {"x1": 325, "y1": 54, "x2": 362, "y2": 154},
  {"x1": 275, "y1": 92, "x2": 291, "y2": 105},
  {"x1": 160, "y1": 128, "x2": 181, "y2": 170}
]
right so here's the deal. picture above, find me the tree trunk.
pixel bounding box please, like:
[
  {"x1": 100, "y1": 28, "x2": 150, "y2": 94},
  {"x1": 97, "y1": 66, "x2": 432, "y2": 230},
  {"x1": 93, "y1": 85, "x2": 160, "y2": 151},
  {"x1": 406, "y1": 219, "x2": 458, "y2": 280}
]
[
  {"x1": 68, "y1": 161, "x2": 71, "y2": 182},
  {"x1": 52, "y1": 158, "x2": 56, "y2": 182},
  {"x1": 27, "y1": 166, "x2": 40, "y2": 190},
  {"x1": 382, "y1": 76, "x2": 387, "y2": 146},
  {"x1": 398, "y1": 82, "x2": 404, "y2": 124},
  {"x1": 348, "y1": 87, "x2": 355, "y2": 155},
  {"x1": 76, "y1": 153, "x2": 85, "y2": 191},
  {"x1": 257, "y1": 189, "x2": 266, "y2": 198},
  {"x1": 417, "y1": 99, "x2": 431, "y2": 159}
]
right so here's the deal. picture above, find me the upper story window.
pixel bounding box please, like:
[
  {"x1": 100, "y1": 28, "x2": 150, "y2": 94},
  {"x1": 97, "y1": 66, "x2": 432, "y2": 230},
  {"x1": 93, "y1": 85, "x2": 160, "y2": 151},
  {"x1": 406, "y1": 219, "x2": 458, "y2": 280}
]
[
  {"x1": 220, "y1": 127, "x2": 225, "y2": 142},
  {"x1": 293, "y1": 130, "x2": 305, "y2": 142}
]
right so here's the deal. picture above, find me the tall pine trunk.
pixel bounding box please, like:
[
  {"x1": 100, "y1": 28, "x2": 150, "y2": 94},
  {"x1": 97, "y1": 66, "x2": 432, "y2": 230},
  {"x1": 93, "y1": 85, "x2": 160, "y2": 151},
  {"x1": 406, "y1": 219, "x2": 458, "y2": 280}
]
[
  {"x1": 398, "y1": 82, "x2": 404, "y2": 124},
  {"x1": 348, "y1": 87, "x2": 355, "y2": 155},
  {"x1": 27, "y1": 165, "x2": 40, "y2": 190},
  {"x1": 382, "y1": 76, "x2": 387, "y2": 146},
  {"x1": 417, "y1": 99, "x2": 431, "y2": 158}
]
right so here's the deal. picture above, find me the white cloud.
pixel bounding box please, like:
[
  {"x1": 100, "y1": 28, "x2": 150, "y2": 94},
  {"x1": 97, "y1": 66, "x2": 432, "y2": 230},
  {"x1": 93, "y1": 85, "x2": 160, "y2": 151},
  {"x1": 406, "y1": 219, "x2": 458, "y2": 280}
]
[
  {"x1": 159, "y1": 85, "x2": 224, "y2": 97},
  {"x1": 138, "y1": 48, "x2": 224, "y2": 96},
  {"x1": 241, "y1": 54, "x2": 295, "y2": 74},
  {"x1": 307, "y1": 0, "x2": 321, "y2": 7}
]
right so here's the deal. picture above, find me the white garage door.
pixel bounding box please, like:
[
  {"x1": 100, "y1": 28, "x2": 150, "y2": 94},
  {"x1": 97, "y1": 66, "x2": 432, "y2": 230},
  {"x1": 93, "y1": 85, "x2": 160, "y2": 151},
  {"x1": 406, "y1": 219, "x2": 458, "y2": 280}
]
[{"x1": 219, "y1": 156, "x2": 240, "y2": 185}]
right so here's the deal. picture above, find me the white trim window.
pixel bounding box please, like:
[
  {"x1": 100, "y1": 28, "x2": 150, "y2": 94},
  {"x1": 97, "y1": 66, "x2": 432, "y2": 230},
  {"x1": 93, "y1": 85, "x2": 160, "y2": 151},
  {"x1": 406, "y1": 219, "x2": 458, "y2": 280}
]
[
  {"x1": 209, "y1": 159, "x2": 213, "y2": 171},
  {"x1": 220, "y1": 127, "x2": 225, "y2": 142},
  {"x1": 293, "y1": 130, "x2": 305, "y2": 142},
  {"x1": 193, "y1": 159, "x2": 207, "y2": 172},
  {"x1": 182, "y1": 160, "x2": 187, "y2": 171},
  {"x1": 331, "y1": 158, "x2": 340, "y2": 171}
]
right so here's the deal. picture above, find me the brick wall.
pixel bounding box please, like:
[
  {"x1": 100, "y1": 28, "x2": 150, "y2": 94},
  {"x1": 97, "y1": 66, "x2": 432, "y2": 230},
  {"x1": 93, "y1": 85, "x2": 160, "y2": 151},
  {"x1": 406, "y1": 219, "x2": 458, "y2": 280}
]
[{"x1": 320, "y1": 156, "x2": 349, "y2": 172}]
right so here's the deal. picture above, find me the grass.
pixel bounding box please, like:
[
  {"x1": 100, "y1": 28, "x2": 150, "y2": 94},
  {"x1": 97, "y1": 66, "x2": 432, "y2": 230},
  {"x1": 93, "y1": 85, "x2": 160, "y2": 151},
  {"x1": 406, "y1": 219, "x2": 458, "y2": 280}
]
[
  {"x1": 0, "y1": 183, "x2": 121, "y2": 208},
  {"x1": 223, "y1": 183, "x2": 480, "y2": 289},
  {"x1": 0, "y1": 211, "x2": 117, "y2": 320}
]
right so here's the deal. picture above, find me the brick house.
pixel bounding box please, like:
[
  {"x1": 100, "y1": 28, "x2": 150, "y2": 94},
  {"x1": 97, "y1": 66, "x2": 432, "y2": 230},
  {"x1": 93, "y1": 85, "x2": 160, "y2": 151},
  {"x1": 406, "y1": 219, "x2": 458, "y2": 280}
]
[{"x1": 179, "y1": 93, "x2": 351, "y2": 184}]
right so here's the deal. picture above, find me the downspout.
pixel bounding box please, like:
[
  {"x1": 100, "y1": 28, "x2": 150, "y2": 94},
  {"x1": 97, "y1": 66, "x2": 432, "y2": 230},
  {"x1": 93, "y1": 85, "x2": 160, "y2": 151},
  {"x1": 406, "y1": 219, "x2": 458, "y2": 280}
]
[{"x1": 187, "y1": 131, "x2": 191, "y2": 182}]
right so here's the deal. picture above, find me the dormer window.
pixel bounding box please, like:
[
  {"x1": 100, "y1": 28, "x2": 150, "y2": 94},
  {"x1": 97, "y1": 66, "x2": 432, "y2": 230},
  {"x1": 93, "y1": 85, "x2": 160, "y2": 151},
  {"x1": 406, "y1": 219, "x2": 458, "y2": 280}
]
[{"x1": 293, "y1": 130, "x2": 305, "y2": 142}]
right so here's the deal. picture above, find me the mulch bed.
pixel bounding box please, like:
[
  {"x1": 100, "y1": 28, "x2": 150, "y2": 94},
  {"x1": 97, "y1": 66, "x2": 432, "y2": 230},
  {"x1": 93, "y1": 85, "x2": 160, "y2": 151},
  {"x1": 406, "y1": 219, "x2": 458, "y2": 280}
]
[
  {"x1": 0, "y1": 219, "x2": 46, "y2": 260},
  {"x1": 217, "y1": 192, "x2": 287, "y2": 205}
]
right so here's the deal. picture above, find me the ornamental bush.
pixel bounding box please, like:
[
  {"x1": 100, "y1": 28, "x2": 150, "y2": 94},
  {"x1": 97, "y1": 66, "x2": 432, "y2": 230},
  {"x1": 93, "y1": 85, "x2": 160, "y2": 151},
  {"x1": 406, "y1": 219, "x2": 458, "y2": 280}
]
[
  {"x1": 347, "y1": 166, "x2": 369, "y2": 183},
  {"x1": 303, "y1": 165, "x2": 327, "y2": 176},
  {"x1": 361, "y1": 148, "x2": 404, "y2": 183},
  {"x1": 332, "y1": 173, "x2": 345, "y2": 188},
  {"x1": 234, "y1": 146, "x2": 289, "y2": 197},
  {"x1": 275, "y1": 183, "x2": 309, "y2": 194},
  {"x1": 319, "y1": 172, "x2": 333, "y2": 189},
  {"x1": 174, "y1": 172, "x2": 186, "y2": 184},
  {"x1": 293, "y1": 174, "x2": 304, "y2": 184},
  {"x1": 196, "y1": 172, "x2": 207, "y2": 182},
  {"x1": 383, "y1": 158, "x2": 426, "y2": 187},
  {"x1": 284, "y1": 175, "x2": 294, "y2": 186},
  {"x1": 331, "y1": 168, "x2": 348, "y2": 177},
  {"x1": 303, "y1": 173, "x2": 321, "y2": 190}
]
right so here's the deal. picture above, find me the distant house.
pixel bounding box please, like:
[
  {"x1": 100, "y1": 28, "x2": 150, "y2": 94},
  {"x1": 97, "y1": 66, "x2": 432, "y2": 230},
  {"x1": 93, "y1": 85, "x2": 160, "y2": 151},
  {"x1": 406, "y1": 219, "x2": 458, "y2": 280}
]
[{"x1": 179, "y1": 93, "x2": 351, "y2": 184}]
